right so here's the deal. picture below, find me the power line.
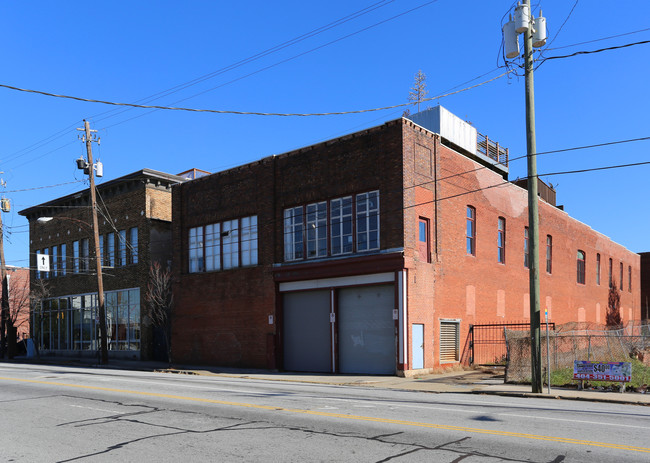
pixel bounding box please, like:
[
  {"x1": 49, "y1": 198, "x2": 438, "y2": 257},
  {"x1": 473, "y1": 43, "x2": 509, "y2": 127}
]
[
  {"x1": 543, "y1": 39, "x2": 650, "y2": 61},
  {"x1": 92, "y1": 0, "x2": 397, "y2": 123},
  {"x1": 545, "y1": 0, "x2": 579, "y2": 49},
  {"x1": 3, "y1": 180, "x2": 84, "y2": 193},
  {"x1": 97, "y1": 1, "x2": 442, "y2": 130},
  {"x1": 546, "y1": 27, "x2": 650, "y2": 51},
  {"x1": 0, "y1": 71, "x2": 510, "y2": 118}
]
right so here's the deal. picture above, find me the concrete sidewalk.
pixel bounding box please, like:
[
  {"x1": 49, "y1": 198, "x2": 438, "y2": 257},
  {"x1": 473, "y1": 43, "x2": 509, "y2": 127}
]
[{"x1": 6, "y1": 356, "x2": 650, "y2": 406}]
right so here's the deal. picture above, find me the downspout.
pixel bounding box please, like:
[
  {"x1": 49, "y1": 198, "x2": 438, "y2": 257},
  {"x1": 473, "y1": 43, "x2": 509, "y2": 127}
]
[{"x1": 434, "y1": 135, "x2": 439, "y2": 258}]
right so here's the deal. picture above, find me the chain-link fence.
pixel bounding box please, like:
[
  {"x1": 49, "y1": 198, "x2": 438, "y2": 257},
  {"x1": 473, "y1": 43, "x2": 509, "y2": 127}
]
[{"x1": 504, "y1": 321, "x2": 650, "y2": 383}]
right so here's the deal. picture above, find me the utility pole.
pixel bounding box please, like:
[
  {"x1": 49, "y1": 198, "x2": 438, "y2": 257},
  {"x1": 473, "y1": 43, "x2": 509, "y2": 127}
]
[
  {"x1": 0, "y1": 207, "x2": 8, "y2": 359},
  {"x1": 77, "y1": 120, "x2": 108, "y2": 364},
  {"x1": 523, "y1": 0, "x2": 542, "y2": 394},
  {"x1": 503, "y1": 1, "x2": 546, "y2": 392}
]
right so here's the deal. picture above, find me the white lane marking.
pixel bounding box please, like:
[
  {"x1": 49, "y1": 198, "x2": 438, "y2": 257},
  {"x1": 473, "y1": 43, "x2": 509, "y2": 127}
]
[
  {"x1": 499, "y1": 413, "x2": 650, "y2": 429},
  {"x1": 69, "y1": 404, "x2": 124, "y2": 414}
]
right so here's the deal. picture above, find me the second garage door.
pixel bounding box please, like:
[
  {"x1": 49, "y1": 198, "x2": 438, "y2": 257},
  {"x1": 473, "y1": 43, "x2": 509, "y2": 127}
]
[{"x1": 338, "y1": 285, "x2": 395, "y2": 374}]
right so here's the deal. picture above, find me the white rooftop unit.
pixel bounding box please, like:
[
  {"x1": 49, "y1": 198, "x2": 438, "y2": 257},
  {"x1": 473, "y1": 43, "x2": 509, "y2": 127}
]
[{"x1": 407, "y1": 106, "x2": 477, "y2": 155}]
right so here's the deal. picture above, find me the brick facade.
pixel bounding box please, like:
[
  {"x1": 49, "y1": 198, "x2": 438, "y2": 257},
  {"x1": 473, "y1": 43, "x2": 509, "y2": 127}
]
[
  {"x1": 1, "y1": 266, "x2": 31, "y2": 340},
  {"x1": 20, "y1": 169, "x2": 185, "y2": 360},
  {"x1": 172, "y1": 116, "x2": 641, "y2": 374}
]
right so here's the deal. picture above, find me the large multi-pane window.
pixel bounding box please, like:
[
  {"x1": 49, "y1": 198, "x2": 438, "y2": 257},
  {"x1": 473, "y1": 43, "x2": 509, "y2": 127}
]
[
  {"x1": 241, "y1": 216, "x2": 258, "y2": 267},
  {"x1": 222, "y1": 219, "x2": 239, "y2": 270},
  {"x1": 284, "y1": 191, "x2": 380, "y2": 261},
  {"x1": 204, "y1": 223, "x2": 221, "y2": 271},
  {"x1": 330, "y1": 196, "x2": 353, "y2": 255},
  {"x1": 524, "y1": 227, "x2": 530, "y2": 268},
  {"x1": 189, "y1": 226, "x2": 204, "y2": 273},
  {"x1": 129, "y1": 227, "x2": 138, "y2": 264},
  {"x1": 35, "y1": 289, "x2": 140, "y2": 352},
  {"x1": 577, "y1": 250, "x2": 586, "y2": 285},
  {"x1": 284, "y1": 207, "x2": 304, "y2": 261},
  {"x1": 546, "y1": 235, "x2": 552, "y2": 274},
  {"x1": 497, "y1": 217, "x2": 506, "y2": 264},
  {"x1": 73, "y1": 241, "x2": 80, "y2": 273},
  {"x1": 306, "y1": 201, "x2": 327, "y2": 258},
  {"x1": 356, "y1": 191, "x2": 379, "y2": 252},
  {"x1": 596, "y1": 253, "x2": 601, "y2": 285},
  {"x1": 466, "y1": 206, "x2": 476, "y2": 256},
  {"x1": 189, "y1": 216, "x2": 257, "y2": 273}
]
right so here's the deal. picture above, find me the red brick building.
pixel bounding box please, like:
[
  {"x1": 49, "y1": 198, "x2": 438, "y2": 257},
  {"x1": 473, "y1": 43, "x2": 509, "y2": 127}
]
[
  {"x1": 1, "y1": 266, "x2": 31, "y2": 341},
  {"x1": 172, "y1": 107, "x2": 640, "y2": 375}
]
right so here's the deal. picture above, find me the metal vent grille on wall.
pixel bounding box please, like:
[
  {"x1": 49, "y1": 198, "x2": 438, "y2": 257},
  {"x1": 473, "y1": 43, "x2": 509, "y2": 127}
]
[{"x1": 440, "y1": 320, "x2": 460, "y2": 362}]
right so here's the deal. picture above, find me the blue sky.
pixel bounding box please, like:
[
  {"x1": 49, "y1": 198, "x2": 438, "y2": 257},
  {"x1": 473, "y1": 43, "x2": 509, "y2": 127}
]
[{"x1": 1, "y1": 0, "x2": 648, "y2": 267}]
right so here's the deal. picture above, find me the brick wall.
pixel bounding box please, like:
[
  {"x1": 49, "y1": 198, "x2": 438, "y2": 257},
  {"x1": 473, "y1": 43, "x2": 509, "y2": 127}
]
[
  {"x1": 26, "y1": 178, "x2": 176, "y2": 360},
  {"x1": 400, "y1": 120, "x2": 640, "y2": 367},
  {"x1": 172, "y1": 121, "x2": 406, "y2": 368},
  {"x1": 1, "y1": 267, "x2": 30, "y2": 340}
]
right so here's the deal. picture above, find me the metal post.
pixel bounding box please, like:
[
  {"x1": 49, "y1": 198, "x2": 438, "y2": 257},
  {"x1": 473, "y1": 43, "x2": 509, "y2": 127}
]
[
  {"x1": 523, "y1": 0, "x2": 542, "y2": 393},
  {"x1": 545, "y1": 312, "x2": 551, "y2": 394},
  {"x1": 0, "y1": 211, "x2": 7, "y2": 358}
]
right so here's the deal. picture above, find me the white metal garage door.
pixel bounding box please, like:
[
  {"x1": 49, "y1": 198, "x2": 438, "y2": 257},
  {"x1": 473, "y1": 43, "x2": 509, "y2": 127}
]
[
  {"x1": 338, "y1": 285, "x2": 395, "y2": 374},
  {"x1": 283, "y1": 290, "x2": 331, "y2": 372}
]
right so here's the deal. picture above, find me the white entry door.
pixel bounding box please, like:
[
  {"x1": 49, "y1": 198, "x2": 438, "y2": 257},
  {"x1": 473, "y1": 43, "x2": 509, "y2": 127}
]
[{"x1": 412, "y1": 324, "x2": 424, "y2": 369}]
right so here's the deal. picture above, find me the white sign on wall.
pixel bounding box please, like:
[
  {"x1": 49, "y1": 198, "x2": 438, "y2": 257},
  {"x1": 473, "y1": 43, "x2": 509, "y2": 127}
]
[{"x1": 36, "y1": 253, "x2": 50, "y2": 272}]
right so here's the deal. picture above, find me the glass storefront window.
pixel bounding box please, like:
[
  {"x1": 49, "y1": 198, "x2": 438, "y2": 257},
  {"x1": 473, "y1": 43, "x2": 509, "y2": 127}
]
[{"x1": 37, "y1": 289, "x2": 141, "y2": 354}]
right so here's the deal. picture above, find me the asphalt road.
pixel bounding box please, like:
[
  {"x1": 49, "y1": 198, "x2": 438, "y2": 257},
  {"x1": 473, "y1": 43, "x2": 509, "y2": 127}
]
[{"x1": 0, "y1": 363, "x2": 648, "y2": 462}]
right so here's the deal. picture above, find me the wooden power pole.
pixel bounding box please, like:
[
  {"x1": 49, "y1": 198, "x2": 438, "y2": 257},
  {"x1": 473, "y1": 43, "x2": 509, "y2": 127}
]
[{"x1": 78, "y1": 120, "x2": 108, "y2": 364}]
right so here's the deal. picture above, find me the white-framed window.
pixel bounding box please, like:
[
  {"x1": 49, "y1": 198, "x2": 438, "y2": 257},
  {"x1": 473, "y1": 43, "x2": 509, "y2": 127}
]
[
  {"x1": 205, "y1": 223, "x2": 221, "y2": 272},
  {"x1": 306, "y1": 201, "x2": 327, "y2": 258},
  {"x1": 189, "y1": 226, "x2": 204, "y2": 273},
  {"x1": 284, "y1": 191, "x2": 380, "y2": 261},
  {"x1": 241, "y1": 216, "x2": 258, "y2": 266},
  {"x1": 356, "y1": 190, "x2": 380, "y2": 251},
  {"x1": 222, "y1": 219, "x2": 239, "y2": 270},
  {"x1": 129, "y1": 227, "x2": 138, "y2": 264},
  {"x1": 284, "y1": 207, "x2": 304, "y2": 261},
  {"x1": 330, "y1": 196, "x2": 353, "y2": 255},
  {"x1": 440, "y1": 319, "x2": 460, "y2": 362},
  {"x1": 189, "y1": 216, "x2": 258, "y2": 273}
]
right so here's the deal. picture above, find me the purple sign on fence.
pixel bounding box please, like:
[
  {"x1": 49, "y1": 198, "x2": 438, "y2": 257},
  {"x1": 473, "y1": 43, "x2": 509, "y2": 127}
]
[{"x1": 573, "y1": 361, "x2": 631, "y2": 382}]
